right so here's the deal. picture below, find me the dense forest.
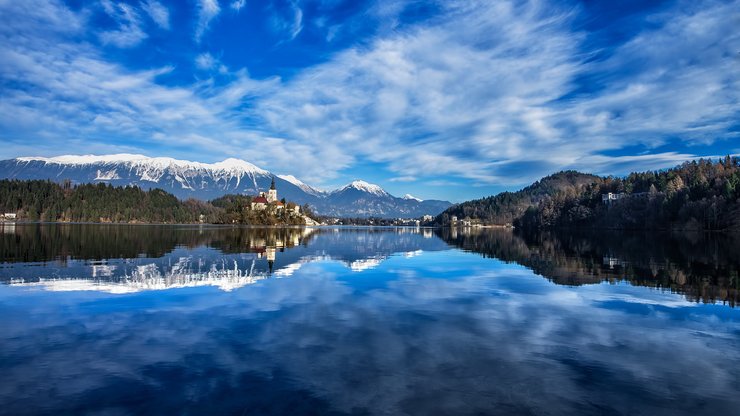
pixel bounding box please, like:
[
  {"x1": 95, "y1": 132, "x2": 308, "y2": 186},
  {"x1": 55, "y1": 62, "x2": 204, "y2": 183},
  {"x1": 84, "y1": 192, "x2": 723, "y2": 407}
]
[
  {"x1": 437, "y1": 157, "x2": 740, "y2": 232},
  {"x1": 0, "y1": 179, "x2": 312, "y2": 225},
  {"x1": 436, "y1": 171, "x2": 601, "y2": 225}
]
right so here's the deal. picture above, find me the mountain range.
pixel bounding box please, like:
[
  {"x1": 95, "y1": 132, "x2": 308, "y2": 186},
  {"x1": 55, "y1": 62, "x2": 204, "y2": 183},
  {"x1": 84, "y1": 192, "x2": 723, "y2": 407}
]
[{"x1": 0, "y1": 154, "x2": 451, "y2": 218}]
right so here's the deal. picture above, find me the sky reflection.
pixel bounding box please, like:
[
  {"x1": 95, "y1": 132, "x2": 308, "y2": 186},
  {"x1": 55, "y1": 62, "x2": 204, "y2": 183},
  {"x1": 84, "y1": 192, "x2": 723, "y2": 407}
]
[{"x1": 1, "y1": 241, "x2": 739, "y2": 415}]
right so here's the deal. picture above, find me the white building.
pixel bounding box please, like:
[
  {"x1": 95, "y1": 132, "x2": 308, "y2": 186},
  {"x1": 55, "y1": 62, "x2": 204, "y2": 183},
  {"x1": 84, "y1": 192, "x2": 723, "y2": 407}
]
[
  {"x1": 251, "y1": 195, "x2": 270, "y2": 210},
  {"x1": 601, "y1": 192, "x2": 626, "y2": 204},
  {"x1": 2, "y1": 213, "x2": 17, "y2": 220},
  {"x1": 252, "y1": 178, "x2": 284, "y2": 210},
  {"x1": 266, "y1": 177, "x2": 278, "y2": 203}
]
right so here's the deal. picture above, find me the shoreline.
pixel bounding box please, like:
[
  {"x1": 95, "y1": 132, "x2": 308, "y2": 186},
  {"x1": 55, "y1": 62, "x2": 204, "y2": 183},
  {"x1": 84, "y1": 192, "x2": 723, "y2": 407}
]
[{"x1": 0, "y1": 221, "x2": 438, "y2": 229}]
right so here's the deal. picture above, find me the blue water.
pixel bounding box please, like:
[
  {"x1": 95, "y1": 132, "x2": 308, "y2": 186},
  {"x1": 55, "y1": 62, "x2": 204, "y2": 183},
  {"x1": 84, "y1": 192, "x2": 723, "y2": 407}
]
[{"x1": 0, "y1": 225, "x2": 738, "y2": 415}]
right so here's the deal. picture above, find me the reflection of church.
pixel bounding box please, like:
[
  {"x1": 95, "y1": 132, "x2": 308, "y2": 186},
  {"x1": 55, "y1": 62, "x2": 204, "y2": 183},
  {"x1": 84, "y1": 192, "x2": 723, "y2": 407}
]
[
  {"x1": 253, "y1": 245, "x2": 280, "y2": 274},
  {"x1": 248, "y1": 229, "x2": 305, "y2": 274}
]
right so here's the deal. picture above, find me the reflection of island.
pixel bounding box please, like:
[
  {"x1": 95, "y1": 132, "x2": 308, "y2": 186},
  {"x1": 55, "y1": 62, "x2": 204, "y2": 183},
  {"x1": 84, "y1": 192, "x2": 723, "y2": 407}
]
[
  {"x1": 1, "y1": 225, "x2": 449, "y2": 293},
  {"x1": 4, "y1": 226, "x2": 320, "y2": 293},
  {"x1": 437, "y1": 227, "x2": 740, "y2": 306}
]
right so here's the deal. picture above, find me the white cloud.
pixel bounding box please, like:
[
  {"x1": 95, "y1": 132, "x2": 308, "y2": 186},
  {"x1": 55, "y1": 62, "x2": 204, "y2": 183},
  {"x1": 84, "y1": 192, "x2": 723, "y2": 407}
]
[
  {"x1": 195, "y1": 52, "x2": 230, "y2": 74},
  {"x1": 195, "y1": 0, "x2": 221, "y2": 42},
  {"x1": 0, "y1": 0, "x2": 737, "y2": 188},
  {"x1": 288, "y1": 5, "x2": 303, "y2": 40},
  {"x1": 99, "y1": 0, "x2": 147, "y2": 47},
  {"x1": 0, "y1": 1, "x2": 250, "y2": 158},
  {"x1": 271, "y1": 1, "x2": 303, "y2": 42},
  {"x1": 253, "y1": 0, "x2": 584, "y2": 182},
  {"x1": 0, "y1": 0, "x2": 84, "y2": 35},
  {"x1": 231, "y1": 0, "x2": 247, "y2": 12},
  {"x1": 141, "y1": 0, "x2": 170, "y2": 30},
  {"x1": 195, "y1": 52, "x2": 216, "y2": 70},
  {"x1": 244, "y1": 0, "x2": 739, "y2": 184},
  {"x1": 389, "y1": 176, "x2": 416, "y2": 182},
  {"x1": 564, "y1": 2, "x2": 740, "y2": 148}
]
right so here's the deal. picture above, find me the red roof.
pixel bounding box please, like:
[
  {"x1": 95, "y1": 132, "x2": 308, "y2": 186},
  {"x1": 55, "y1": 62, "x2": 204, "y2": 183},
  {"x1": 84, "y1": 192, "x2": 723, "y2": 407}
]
[{"x1": 253, "y1": 196, "x2": 269, "y2": 204}]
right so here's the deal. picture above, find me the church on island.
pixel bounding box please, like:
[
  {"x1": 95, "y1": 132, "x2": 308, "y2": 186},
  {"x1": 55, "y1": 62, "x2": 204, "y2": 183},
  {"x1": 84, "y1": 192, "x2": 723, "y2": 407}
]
[{"x1": 251, "y1": 177, "x2": 300, "y2": 215}]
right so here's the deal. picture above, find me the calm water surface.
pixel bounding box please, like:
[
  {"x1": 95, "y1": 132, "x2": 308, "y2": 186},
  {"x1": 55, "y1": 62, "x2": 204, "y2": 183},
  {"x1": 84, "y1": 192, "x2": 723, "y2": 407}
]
[{"x1": 0, "y1": 224, "x2": 738, "y2": 415}]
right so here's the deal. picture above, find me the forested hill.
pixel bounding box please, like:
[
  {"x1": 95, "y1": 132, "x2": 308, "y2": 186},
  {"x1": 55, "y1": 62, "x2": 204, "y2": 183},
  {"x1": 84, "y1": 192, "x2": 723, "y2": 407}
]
[
  {"x1": 0, "y1": 180, "x2": 308, "y2": 225},
  {"x1": 437, "y1": 157, "x2": 740, "y2": 232},
  {"x1": 436, "y1": 171, "x2": 601, "y2": 225},
  {"x1": 0, "y1": 180, "x2": 218, "y2": 223}
]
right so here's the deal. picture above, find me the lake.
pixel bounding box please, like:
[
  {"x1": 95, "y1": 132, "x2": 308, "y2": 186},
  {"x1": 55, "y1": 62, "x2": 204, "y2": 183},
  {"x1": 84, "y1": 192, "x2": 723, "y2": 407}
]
[{"x1": 0, "y1": 224, "x2": 738, "y2": 415}]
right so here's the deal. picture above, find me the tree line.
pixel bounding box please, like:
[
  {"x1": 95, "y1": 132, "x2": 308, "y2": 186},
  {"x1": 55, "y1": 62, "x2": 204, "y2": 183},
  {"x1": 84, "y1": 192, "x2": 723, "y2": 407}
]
[
  {"x1": 437, "y1": 156, "x2": 740, "y2": 232},
  {"x1": 0, "y1": 179, "x2": 314, "y2": 225}
]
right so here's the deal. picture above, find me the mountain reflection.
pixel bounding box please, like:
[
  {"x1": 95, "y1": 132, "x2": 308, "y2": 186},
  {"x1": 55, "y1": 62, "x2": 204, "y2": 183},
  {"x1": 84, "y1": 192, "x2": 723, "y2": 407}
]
[
  {"x1": 2, "y1": 224, "x2": 738, "y2": 306},
  {"x1": 437, "y1": 227, "x2": 740, "y2": 307},
  {"x1": 2, "y1": 224, "x2": 739, "y2": 415},
  {"x1": 0, "y1": 224, "x2": 448, "y2": 293}
]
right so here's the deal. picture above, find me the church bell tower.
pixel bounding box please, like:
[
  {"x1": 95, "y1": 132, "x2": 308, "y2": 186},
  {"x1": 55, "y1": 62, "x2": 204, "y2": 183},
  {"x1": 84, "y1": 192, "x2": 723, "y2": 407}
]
[{"x1": 267, "y1": 177, "x2": 277, "y2": 202}]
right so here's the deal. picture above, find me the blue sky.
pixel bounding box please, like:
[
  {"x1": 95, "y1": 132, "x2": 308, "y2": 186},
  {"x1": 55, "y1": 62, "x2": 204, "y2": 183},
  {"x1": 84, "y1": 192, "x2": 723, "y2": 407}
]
[{"x1": 0, "y1": 0, "x2": 737, "y2": 201}]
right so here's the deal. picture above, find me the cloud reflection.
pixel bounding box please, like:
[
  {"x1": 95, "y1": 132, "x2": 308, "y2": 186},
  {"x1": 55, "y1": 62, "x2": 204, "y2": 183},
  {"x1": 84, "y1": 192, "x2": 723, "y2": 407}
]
[{"x1": 0, "y1": 252, "x2": 738, "y2": 415}]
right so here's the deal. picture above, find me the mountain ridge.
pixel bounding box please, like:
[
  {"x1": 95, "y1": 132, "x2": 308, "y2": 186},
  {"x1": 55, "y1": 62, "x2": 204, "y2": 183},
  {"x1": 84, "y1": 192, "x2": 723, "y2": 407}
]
[
  {"x1": 436, "y1": 157, "x2": 740, "y2": 231},
  {"x1": 436, "y1": 170, "x2": 602, "y2": 225},
  {"x1": 0, "y1": 154, "x2": 451, "y2": 218}
]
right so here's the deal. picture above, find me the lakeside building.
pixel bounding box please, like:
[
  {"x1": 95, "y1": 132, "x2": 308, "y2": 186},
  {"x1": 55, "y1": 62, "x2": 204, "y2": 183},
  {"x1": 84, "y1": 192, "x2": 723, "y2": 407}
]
[
  {"x1": 251, "y1": 177, "x2": 281, "y2": 210},
  {"x1": 601, "y1": 192, "x2": 626, "y2": 204},
  {"x1": 250, "y1": 195, "x2": 271, "y2": 210},
  {"x1": 250, "y1": 178, "x2": 302, "y2": 215},
  {"x1": 602, "y1": 192, "x2": 650, "y2": 206}
]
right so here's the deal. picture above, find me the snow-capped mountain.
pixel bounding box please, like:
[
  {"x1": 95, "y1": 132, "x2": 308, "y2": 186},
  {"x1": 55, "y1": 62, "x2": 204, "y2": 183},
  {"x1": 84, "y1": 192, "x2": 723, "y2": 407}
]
[
  {"x1": 276, "y1": 174, "x2": 324, "y2": 197},
  {"x1": 0, "y1": 154, "x2": 452, "y2": 218},
  {"x1": 320, "y1": 179, "x2": 450, "y2": 217},
  {"x1": 3, "y1": 154, "x2": 316, "y2": 203},
  {"x1": 334, "y1": 180, "x2": 390, "y2": 197}
]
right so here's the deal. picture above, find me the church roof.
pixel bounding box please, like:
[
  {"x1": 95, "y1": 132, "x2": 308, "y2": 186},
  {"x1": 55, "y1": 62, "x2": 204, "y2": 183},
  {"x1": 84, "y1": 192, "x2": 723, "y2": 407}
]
[{"x1": 253, "y1": 196, "x2": 269, "y2": 204}]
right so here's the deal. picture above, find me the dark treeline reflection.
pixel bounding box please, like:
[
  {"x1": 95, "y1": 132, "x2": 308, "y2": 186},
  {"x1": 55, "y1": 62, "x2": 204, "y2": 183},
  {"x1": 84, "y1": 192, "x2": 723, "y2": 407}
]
[
  {"x1": 0, "y1": 224, "x2": 442, "y2": 265},
  {"x1": 0, "y1": 224, "x2": 313, "y2": 264},
  {"x1": 4, "y1": 223, "x2": 738, "y2": 307},
  {"x1": 437, "y1": 227, "x2": 740, "y2": 306}
]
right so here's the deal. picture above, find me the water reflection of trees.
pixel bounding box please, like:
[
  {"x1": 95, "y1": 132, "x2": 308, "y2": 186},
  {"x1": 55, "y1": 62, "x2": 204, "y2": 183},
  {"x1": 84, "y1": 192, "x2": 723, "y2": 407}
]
[
  {"x1": 0, "y1": 224, "x2": 315, "y2": 263},
  {"x1": 437, "y1": 227, "x2": 740, "y2": 307},
  {"x1": 0, "y1": 225, "x2": 449, "y2": 291},
  {"x1": 0, "y1": 224, "x2": 440, "y2": 265},
  {"x1": 10, "y1": 224, "x2": 736, "y2": 306}
]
